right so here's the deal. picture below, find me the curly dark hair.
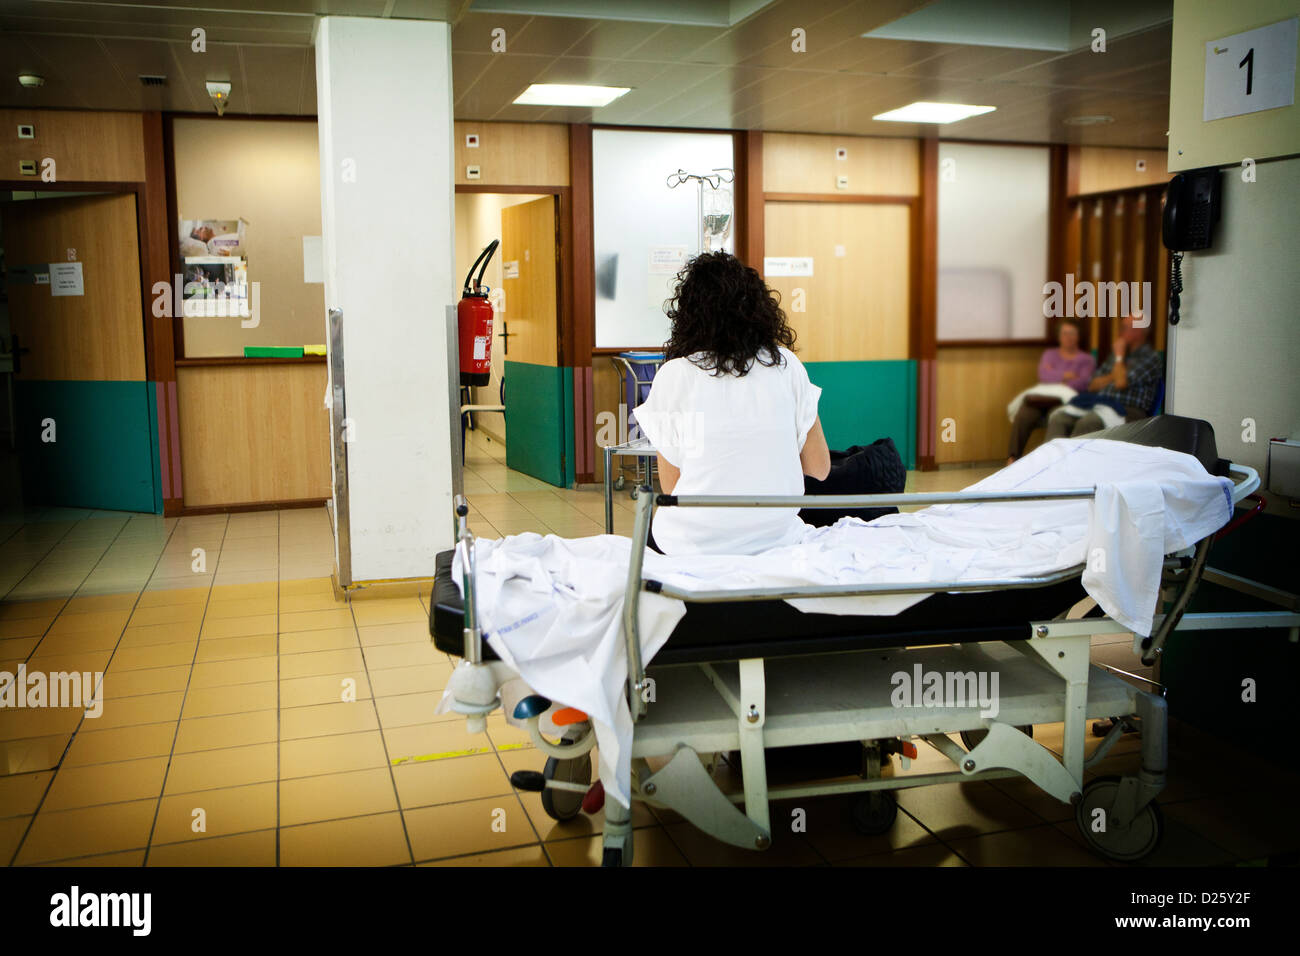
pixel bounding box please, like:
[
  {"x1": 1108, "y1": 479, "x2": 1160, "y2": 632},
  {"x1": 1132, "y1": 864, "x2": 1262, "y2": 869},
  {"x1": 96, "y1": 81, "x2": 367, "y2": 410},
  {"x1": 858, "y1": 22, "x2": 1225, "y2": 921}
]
[{"x1": 662, "y1": 251, "x2": 796, "y2": 376}]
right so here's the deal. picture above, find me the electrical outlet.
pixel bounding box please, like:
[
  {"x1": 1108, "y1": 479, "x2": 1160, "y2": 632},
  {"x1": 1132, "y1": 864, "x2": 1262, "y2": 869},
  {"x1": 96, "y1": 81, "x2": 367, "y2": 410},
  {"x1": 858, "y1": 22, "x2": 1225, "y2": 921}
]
[
  {"x1": 466, "y1": 165, "x2": 481, "y2": 180},
  {"x1": 1136, "y1": 159, "x2": 1147, "y2": 172},
  {"x1": 836, "y1": 175, "x2": 848, "y2": 190},
  {"x1": 18, "y1": 160, "x2": 36, "y2": 176},
  {"x1": 465, "y1": 134, "x2": 479, "y2": 148},
  {"x1": 835, "y1": 147, "x2": 847, "y2": 160},
  {"x1": 17, "y1": 124, "x2": 35, "y2": 139}
]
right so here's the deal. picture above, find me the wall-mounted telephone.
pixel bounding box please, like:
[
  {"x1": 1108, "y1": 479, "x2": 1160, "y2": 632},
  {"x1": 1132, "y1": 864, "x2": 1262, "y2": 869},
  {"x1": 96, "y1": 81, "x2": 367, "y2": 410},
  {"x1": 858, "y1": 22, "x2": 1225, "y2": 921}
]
[
  {"x1": 1162, "y1": 167, "x2": 1222, "y2": 325},
  {"x1": 1162, "y1": 167, "x2": 1221, "y2": 252}
]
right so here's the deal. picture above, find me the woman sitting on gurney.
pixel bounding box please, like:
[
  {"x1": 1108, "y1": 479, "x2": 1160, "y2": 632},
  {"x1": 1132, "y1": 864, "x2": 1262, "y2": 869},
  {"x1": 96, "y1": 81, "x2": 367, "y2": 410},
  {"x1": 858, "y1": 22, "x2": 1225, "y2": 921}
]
[{"x1": 633, "y1": 252, "x2": 831, "y2": 555}]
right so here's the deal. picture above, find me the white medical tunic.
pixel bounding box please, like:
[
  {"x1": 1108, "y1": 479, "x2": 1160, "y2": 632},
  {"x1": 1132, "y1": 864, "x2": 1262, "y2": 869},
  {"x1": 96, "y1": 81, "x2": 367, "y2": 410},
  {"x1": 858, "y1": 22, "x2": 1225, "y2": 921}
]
[{"x1": 632, "y1": 347, "x2": 821, "y2": 556}]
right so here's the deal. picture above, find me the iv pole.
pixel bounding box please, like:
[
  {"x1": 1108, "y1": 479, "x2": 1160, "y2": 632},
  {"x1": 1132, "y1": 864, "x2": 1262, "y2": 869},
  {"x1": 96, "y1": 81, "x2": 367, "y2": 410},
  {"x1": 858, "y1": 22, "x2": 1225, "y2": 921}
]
[{"x1": 666, "y1": 168, "x2": 735, "y2": 253}]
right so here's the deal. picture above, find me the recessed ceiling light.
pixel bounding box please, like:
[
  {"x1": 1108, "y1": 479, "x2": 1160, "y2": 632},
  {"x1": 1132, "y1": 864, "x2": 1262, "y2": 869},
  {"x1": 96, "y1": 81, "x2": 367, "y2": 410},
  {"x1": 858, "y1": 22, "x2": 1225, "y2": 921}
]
[
  {"x1": 513, "y1": 84, "x2": 631, "y2": 108},
  {"x1": 17, "y1": 73, "x2": 45, "y2": 89},
  {"x1": 1062, "y1": 114, "x2": 1115, "y2": 126},
  {"x1": 872, "y1": 101, "x2": 996, "y2": 124}
]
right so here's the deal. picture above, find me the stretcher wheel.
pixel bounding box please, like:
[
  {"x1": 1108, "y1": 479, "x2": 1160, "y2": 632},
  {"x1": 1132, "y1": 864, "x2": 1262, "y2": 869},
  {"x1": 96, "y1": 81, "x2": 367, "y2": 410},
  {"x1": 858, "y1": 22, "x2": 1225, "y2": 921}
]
[
  {"x1": 541, "y1": 743, "x2": 592, "y2": 822},
  {"x1": 851, "y1": 790, "x2": 897, "y2": 836},
  {"x1": 613, "y1": 475, "x2": 625, "y2": 491},
  {"x1": 960, "y1": 724, "x2": 1033, "y2": 751},
  {"x1": 1074, "y1": 776, "x2": 1164, "y2": 862}
]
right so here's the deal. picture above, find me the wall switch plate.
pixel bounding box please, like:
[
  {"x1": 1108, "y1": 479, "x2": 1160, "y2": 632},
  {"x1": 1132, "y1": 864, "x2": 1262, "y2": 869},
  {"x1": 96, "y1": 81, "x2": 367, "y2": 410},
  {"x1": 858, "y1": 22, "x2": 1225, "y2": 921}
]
[
  {"x1": 18, "y1": 160, "x2": 36, "y2": 175},
  {"x1": 834, "y1": 244, "x2": 846, "y2": 257},
  {"x1": 836, "y1": 175, "x2": 848, "y2": 189},
  {"x1": 17, "y1": 124, "x2": 35, "y2": 139},
  {"x1": 835, "y1": 147, "x2": 847, "y2": 160},
  {"x1": 1135, "y1": 158, "x2": 1147, "y2": 171},
  {"x1": 466, "y1": 165, "x2": 481, "y2": 179},
  {"x1": 466, "y1": 134, "x2": 479, "y2": 148}
]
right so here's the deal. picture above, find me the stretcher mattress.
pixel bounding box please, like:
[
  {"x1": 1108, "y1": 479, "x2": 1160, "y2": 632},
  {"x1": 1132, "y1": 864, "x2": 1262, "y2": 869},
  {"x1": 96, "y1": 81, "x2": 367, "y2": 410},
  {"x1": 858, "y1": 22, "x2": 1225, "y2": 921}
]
[{"x1": 430, "y1": 415, "x2": 1222, "y2": 665}]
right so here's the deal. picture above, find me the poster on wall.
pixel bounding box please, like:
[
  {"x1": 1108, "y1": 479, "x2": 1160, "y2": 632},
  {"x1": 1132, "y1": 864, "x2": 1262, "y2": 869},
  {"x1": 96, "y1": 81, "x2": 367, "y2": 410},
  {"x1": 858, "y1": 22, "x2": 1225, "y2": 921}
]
[
  {"x1": 179, "y1": 218, "x2": 247, "y2": 258},
  {"x1": 182, "y1": 256, "x2": 249, "y2": 317}
]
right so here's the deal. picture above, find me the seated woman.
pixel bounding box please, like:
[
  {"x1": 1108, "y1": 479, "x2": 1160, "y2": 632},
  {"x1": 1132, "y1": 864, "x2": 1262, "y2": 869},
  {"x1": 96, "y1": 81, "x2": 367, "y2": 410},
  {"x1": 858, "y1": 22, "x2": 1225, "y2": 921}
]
[
  {"x1": 632, "y1": 252, "x2": 830, "y2": 556},
  {"x1": 1006, "y1": 317, "x2": 1095, "y2": 464}
]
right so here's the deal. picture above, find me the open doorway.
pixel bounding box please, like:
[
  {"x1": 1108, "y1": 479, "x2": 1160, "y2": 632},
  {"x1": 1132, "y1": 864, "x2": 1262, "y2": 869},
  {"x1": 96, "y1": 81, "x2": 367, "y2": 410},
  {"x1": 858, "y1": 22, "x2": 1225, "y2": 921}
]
[
  {"x1": 454, "y1": 190, "x2": 566, "y2": 486},
  {"x1": 0, "y1": 189, "x2": 159, "y2": 513}
]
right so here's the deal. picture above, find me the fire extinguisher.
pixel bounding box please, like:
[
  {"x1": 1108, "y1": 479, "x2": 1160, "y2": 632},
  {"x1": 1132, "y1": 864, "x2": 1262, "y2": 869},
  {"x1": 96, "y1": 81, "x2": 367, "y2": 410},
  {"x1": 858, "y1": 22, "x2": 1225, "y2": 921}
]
[{"x1": 458, "y1": 239, "x2": 499, "y2": 388}]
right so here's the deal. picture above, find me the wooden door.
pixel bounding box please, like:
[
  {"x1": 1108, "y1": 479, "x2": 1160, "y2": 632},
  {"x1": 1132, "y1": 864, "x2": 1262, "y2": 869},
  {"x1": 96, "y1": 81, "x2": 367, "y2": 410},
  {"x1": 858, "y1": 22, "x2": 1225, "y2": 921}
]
[
  {"x1": 1, "y1": 193, "x2": 158, "y2": 512},
  {"x1": 499, "y1": 196, "x2": 568, "y2": 485}
]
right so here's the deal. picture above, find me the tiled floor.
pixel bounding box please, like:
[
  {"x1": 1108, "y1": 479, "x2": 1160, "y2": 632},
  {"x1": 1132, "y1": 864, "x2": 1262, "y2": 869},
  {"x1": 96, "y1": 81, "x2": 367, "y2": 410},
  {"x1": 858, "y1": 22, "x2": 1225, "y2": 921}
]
[{"x1": 1, "y1": 431, "x2": 1297, "y2": 866}]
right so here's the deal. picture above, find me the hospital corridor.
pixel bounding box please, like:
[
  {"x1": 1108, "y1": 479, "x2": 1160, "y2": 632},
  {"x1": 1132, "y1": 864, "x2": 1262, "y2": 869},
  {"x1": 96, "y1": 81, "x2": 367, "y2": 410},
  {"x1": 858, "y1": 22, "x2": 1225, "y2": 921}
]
[{"x1": 0, "y1": 0, "x2": 1298, "y2": 935}]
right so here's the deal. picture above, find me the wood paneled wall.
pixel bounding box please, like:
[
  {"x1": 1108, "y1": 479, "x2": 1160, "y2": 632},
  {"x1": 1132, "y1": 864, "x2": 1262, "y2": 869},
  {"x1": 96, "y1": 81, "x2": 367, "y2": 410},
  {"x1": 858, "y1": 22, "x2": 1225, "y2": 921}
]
[
  {"x1": 454, "y1": 122, "x2": 569, "y2": 186},
  {"x1": 1, "y1": 109, "x2": 145, "y2": 182},
  {"x1": 763, "y1": 133, "x2": 919, "y2": 196},
  {"x1": 934, "y1": 345, "x2": 1043, "y2": 464},
  {"x1": 176, "y1": 363, "x2": 330, "y2": 506},
  {"x1": 763, "y1": 201, "x2": 911, "y2": 362},
  {"x1": 1074, "y1": 147, "x2": 1169, "y2": 196}
]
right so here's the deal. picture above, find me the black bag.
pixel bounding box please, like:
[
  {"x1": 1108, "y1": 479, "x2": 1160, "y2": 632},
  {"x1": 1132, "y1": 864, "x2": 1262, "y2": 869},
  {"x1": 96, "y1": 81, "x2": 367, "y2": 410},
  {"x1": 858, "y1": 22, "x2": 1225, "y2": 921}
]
[{"x1": 799, "y1": 436, "x2": 906, "y2": 528}]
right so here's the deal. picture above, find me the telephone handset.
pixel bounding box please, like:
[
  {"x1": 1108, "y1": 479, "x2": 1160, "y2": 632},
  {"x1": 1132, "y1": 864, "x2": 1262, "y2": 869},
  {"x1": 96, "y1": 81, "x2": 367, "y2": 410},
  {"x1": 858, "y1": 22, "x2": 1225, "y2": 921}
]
[
  {"x1": 1162, "y1": 167, "x2": 1221, "y2": 252},
  {"x1": 1162, "y1": 167, "x2": 1222, "y2": 325}
]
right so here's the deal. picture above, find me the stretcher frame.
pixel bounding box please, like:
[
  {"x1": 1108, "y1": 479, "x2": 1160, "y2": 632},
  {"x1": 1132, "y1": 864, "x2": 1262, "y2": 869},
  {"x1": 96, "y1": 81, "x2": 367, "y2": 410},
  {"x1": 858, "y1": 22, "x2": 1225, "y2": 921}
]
[{"x1": 449, "y1": 460, "x2": 1285, "y2": 866}]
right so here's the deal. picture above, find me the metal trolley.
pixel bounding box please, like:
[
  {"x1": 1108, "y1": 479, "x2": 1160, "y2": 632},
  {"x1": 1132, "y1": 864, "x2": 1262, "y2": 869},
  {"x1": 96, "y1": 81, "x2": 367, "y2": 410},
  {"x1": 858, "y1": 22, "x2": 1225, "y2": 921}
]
[{"x1": 608, "y1": 351, "x2": 664, "y2": 493}]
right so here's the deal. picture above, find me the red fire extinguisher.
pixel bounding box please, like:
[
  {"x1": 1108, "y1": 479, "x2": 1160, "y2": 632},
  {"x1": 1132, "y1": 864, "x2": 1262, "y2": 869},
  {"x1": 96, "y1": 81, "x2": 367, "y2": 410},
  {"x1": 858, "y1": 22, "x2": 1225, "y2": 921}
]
[{"x1": 458, "y1": 239, "x2": 499, "y2": 388}]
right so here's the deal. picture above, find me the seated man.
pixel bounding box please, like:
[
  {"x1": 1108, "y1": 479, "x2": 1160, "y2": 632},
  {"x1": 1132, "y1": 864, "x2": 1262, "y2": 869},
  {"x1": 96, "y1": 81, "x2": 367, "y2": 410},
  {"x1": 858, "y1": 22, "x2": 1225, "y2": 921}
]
[
  {"x1": 1044, "y1": 314, "x2": 1162, "y2": 440},
  {"x1": 1007, "y1": 317, "x2": 1095, "y2": 462}
]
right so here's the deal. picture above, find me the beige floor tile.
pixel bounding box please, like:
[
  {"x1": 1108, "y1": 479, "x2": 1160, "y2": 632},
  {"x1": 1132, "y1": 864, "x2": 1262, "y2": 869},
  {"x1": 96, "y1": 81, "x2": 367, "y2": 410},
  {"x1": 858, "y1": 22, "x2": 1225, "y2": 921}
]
[
  {"x1": 0, "y1": 617, "x2": 51, "y2": 640},
  {"x1": 386, "y1": 721, "x2": 493, "y2": 763},
  {"x1": 189, "y1": 656, "x2": 278, "y2": 689},
  {"x1": 0, "y1": 771, "x2": 53, "y2": 819},
  {"x1": 279, "y1": 701, "x2": 379, "y2": 740},
  {"x1": 164, "y1": 742, "x2": 279, "y2": 794},
  {"x1": 357, "y1": 621, "x2": 428, "y2": 648},
  {"x1": 46, "y1": 609, "x2": 131, "y2": 637},
  {"x1": 64, "y1": 721, "x2": 177, "y2": 767},
  {"x1": 280, "y1": 672, "x2": 371, "y2": 708},
  {"x1": 99, "y1": 664, "x2": 192, "y2": 699},
  {"x1": 136, "y1": 587, "x2": 209, "y2": 608},
  {"x1": 15, "y1": 798, "x2": 157, "y2": 864},
  {"x1": 405, "y1": 795, "x2": 535, "y2": 861},
  {"x1": 279, "y1": 577, "x2": 336, "y2": 597},
  {"x1": 947, "y1": 823, "x2": 1111, "y2": 866},
  {"x1": 0, "y1": 815, "x2": 29, "y2": 863},
  {"x1": 375, "y1": 692, "x2": 458, "y2": 730},
  {"x1": 38, "y1": 849, "x2": 146, "y2": 866},
  {"x1": 63, "y1": 593, "x2": 137, "y2": 614},
  {"x1": 153, "y1": 782, "x2": 277, "y2": 844},
  {"x1": 895, "y1": 781, "x2": 1044, "y2": 838},
  {"x1": 0, "y1": 599, "x2": 67, "y2": 621},
  {"x1": 200, "y1": 615, "x2": 277, "y2": 640},
  {"x1": 205, "y1": 597, "x2": 277, "y2": 619},
  {"x1": 208, "y1": 582, "x2": 277, "y2": 601},
  {"x1": 194, "y1": 634, "x2": 277, "y2": 663},
  {"x1": 148, "y1": 829, "x2": 276, "y2": 866},
  {"x1": 109, "y1": 641, "x2": 198, "y2": 672},
  {"x1": 32, "y1": 629, "x2": 119, "y2": 655},
  {"x1": 281, "y1": 811, "x2": 412, "y2": 866},
  {"x1": 92, "y1": 691, "x2": 186, "y2": 730},
  {"x1": 0, "y1": 733, "x2": 73, "y2": 774},
  {"x1": 43, "y1": 756, "x2": 168, "y2": 811},
  {"x1": 350, "y1": 599, "x2": 426, "y2": 628},
  {"x1": 420, "y1": 843, "x2": 550, "y2": 867},
  {"x1": 835, "y1": 843, "x2": 969, "y2": 866},
  {"x1": 279, "y1": 608, "x2": 354, "y2": 633},
  {"x1": 130, "y1": 604, "x2": 206, "y2": 627},
  {"x1": 369, "y1": 664, "x2": 449, "y2": 698},
  {"x1": 0, "y1": 705, "x2": 86, "y2": 742},
  {"x1": 174, "y1": 710, "x2": 278, "y2": 754},
  {"x1": 279, "y1": 647, "x2": 365, "y2": 679},
  {"x1": 280, "y1": 730, "x2": 388, "y2": 778},
  {"x1": 279, "y1": 626, "x2": 358, "y2": 655},
  {"x1": 391, "y1": 753, "x2": 510, "y2": 810},
  {"x1": 118, "y1": 620, "x2": 202, "y2": 648},
  {"x1": 279, "y1": 591, "x2": 348, "y2": 614},
  {"x1": 363, "y1": 642, "x2": 441, "y2": 670},
  {"x1": 280, "y1": 767, "x2": 398, "y2": 826},
  {"x1": 181, "y1": 681, "x2": 277, "y2": 720}
]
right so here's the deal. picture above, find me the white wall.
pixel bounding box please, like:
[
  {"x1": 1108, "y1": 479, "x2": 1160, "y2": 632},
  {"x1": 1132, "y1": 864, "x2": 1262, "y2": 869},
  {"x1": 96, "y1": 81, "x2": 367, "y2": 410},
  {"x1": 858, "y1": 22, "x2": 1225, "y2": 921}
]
[
  {"x1": 316, "y1": 17, "x2": 456, "y2": 581},
  {"x1": 1169, "y1": 157, "x2": 1300, "y2": 475},
  {"x1": 454, "y1": 191, "x2": 545, "y2": 442},
  {"x1": 592, "y1": 128, "x2": 734, "y2": 348},
  {"x1": 937, "y1": 142, "x2": 1050, "y2": 341}
]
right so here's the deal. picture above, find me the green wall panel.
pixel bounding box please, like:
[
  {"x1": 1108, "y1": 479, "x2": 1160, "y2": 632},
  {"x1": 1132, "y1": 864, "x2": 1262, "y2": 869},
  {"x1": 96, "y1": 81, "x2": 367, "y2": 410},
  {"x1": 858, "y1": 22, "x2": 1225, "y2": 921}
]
[
  {"x1": 14, "y1": 380, "x2": 160, "y2": 513},
  {"x1": 805, "y1": 360, "x2": 917, "y2": 469},
  {"x1": 504, "y1": 360, "x2": 568, "y2": 487}
]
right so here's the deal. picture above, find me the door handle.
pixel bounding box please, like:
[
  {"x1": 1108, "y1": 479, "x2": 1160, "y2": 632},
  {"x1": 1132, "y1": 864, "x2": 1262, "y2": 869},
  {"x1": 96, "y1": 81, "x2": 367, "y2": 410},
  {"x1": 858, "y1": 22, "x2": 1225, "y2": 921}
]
[
  {"x1": 9, "y1": 334, "x2": 31, "y2": 375},
  {"x1": 498, "y1": 320, "x2": 517, "y2": 356}
]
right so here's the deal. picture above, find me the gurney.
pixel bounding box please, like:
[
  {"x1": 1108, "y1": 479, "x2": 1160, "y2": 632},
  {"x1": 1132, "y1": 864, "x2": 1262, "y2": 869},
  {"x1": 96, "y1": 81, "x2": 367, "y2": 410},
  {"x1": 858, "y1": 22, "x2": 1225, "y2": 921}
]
[{"x1": 429, "y1": 415, "x2": 1268, "y2": 865}]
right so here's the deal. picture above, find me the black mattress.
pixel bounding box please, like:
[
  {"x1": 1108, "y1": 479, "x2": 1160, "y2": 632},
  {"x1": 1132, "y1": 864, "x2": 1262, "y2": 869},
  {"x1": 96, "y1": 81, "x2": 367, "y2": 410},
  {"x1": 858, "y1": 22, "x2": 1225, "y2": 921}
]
[{"x1": 430, "y1": 415, "x2": 1221, "y2": 665}]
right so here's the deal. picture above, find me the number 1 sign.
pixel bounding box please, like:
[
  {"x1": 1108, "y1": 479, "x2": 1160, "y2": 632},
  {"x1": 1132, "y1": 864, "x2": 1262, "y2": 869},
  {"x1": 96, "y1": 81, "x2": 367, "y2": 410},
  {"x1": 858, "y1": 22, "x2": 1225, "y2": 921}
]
[{"x1": 1203, "y1": 16, "x2": 1298, "y2": 122}]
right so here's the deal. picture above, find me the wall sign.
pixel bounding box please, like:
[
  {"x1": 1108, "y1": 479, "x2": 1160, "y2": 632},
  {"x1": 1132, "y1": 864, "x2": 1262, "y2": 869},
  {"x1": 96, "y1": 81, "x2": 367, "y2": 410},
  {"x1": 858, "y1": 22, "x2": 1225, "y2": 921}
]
[
  {"x1": 763, "y1": 256, "x2": 814, "y2": 277},
  {"x1": 1203, "y1": 16, "x2": 1298, "y2": 122},
  {"x1": 49, "y1": 261, "x2": 84, "y2": 297}
]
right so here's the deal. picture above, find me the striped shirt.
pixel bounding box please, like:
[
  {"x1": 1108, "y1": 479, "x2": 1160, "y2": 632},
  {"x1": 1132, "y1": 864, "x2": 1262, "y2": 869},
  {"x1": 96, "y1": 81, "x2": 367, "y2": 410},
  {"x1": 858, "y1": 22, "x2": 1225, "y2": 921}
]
[{"x1": 1094, "y1": 344, "x2": 1163, "y2": 415}]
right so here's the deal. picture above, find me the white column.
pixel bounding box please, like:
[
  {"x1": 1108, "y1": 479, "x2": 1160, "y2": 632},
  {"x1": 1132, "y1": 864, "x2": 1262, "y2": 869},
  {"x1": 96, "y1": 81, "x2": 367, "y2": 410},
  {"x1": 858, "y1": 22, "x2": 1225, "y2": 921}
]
[{"x1": 316, "y1": 16, "x2": 456, "y2": 582}]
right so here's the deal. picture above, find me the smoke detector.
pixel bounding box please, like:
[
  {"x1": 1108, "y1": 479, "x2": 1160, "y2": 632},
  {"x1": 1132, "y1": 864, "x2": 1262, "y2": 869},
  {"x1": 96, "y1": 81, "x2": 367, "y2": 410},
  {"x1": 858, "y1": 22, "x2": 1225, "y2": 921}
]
[{"x1": 18, "y1": 73, "x2": 45, "y2": 89}]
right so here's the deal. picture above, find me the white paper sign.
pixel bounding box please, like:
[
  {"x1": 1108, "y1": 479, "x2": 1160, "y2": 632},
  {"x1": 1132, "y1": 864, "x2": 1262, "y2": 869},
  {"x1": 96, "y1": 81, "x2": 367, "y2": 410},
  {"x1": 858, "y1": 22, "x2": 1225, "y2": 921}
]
[
  {"x1": 1203, "y1": 17, "x2": 1298, "y2": 121},
  {"x1": 648, "y1": 245, "x2": 688, "y2": 275},
  {"x1": 503, "y1": 260, "x2": 519, "y2": 279},
  {"x1": 49, "y1": 261, "x2": 84, "y2": 297},
  {"x1": 763, "y1": 256, "x2": 814, "y2": 277}
]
